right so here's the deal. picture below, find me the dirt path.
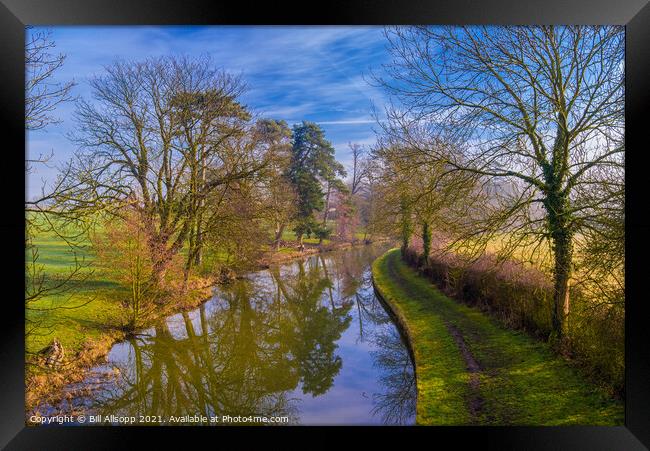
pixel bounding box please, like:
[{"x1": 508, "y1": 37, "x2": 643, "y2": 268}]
[{"x1": 445, "y1": 322, "x2": 484, "y2": 419}]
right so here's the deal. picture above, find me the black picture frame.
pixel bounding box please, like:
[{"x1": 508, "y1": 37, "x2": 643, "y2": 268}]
[{"x1": 2, "y1": 0, "x2": 649, "y2": 449}]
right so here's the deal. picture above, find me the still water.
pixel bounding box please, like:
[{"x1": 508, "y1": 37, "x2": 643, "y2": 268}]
[{"x1": 41, "y1": 244, "x2": 416, "y2": 425}]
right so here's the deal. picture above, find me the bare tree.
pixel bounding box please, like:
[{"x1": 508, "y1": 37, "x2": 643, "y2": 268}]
[
  {"x1": 375, "y1": 26, "x2": 624, "y2": 340},
  {"x1": 348, "y1": 143, "x2": 370, "y2": 196},
  {"x1": 58, "y1": 55, "x2": 267, "y2": 296},
  {"x1": 25, "y1": 234, "x2": 92, "y2": 343},
  {"x1": 254, "y1": 119, "x2": 296, "y2": 250},
  {"x1": 370, "y1": 136, "x2": 479, "y2": 260},
  {"x1": 25, "y1": 27, "x2": 75, "y2": 131}
]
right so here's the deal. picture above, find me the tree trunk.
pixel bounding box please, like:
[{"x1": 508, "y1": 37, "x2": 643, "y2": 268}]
[
  {"x1": 399, "y1": 198, "x2": 411, "y2": 254},
  {"x1": 322, "y1": 183, "x2": 332, "y2": 226},
  {"x1": 184, "y1": 224, "x2": 196, "y2": 293},
  {"x1": 193, "y1": 163, "x2": 207, "y2": 266},
  {"x1": 182, "y1": 260, "x2": 192, "y2": 294},
  {"x1": 194, "y1": 227, "x2": 203, "y2": 266},
  {"x1": 274, "y1": 223, "x2": 285, "y2": 250},
  {"x1": 422, "y1": 221, "x2": 431, "y2": 266},
  {"x1": 147, "y1": 229, "x2": 179, "y2": 301},
  {"x1": 151, "y1": 259, "x2": 168, "y2": 293},
  {"x1": 320, "y1": 182, "x2": 332, "y2": 245},
  {"x1": 551, "y1": 231, "x2": 572, "y2": 340},
  {"x1": 545, "y1": 185, "x2": 573, "y2": 341}
]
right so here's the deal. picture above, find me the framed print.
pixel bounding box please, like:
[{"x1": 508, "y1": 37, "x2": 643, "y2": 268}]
[{"x1": 1, "y1": 0, "x2": 649, "y2": 449}]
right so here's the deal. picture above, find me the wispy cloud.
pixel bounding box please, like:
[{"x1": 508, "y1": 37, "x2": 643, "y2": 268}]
[
  {"x1": 317, "y1": 119, "x2": 378, "y2": 125},
  {"x1": 26, "y1": 26, "x2": 394, "y2": 199}
]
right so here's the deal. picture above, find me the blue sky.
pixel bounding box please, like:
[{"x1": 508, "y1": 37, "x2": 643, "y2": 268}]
[{"x1": 26, "y1": 26, "x2": 393, "y2": 200}]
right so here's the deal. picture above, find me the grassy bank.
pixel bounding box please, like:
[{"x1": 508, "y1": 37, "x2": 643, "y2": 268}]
[
  {"x1": 26, "y1": 225, "x2": 379, "y2": 413},
  {"x1": 26, "y1": 229, "x2": 215, "y2": 412},
  {"x1": 371, "y1": 248, "x2": 623, "y2": 425}
]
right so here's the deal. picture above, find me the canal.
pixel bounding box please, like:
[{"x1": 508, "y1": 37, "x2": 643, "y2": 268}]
[{"x1": 37, "y1": 244, "x2": 416, "y2": 425}]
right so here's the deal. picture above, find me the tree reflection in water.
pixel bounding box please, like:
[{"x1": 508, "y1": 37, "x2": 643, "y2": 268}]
[
  {"x1": 369, "y1": 326, "x2": 417, "y2": 424},
  {"x1": 50, "y1": 245, "x2": 416, "y2": 425},
  {"x1": 339, "y1": 253, "x2": 417, "y2": 425}
]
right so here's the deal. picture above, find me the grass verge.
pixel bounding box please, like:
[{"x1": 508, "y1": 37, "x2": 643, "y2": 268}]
[{"x1": 371, "y1": 248, "x2": 623, "y2": 425}]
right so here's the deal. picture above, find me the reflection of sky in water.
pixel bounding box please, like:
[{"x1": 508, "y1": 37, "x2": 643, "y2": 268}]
[
  {"x1": 287, "y1": 277, "x2": 397, "y2": 425},
  {"x1": 293, "y1": 335, "x2": 387, "y2": 424},
  {"x1": 37, "y1": 245, "x2": 416, "y2": 425}
]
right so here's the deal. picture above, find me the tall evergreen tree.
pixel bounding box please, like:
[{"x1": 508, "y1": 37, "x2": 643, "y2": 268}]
[{"x1": 287, "y1": 122, "x2": 346, "y2": 246}]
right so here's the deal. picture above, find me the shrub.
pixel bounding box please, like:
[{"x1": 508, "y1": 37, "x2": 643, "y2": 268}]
[
  {"x1": 314, "y1": 225, "x2": 332, "y2": 242},
  {"x1": 91, "y1": 209, "x2": 175, "y2": 330}
]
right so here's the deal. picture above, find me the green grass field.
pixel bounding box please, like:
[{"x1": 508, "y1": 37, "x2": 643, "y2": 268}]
[
  {"x1": 26, "y1": 229, "x2": 126, "y2": 356},
  {"x1": 26, "y1": 219, "x2": 366, "y2": 357},
  {"x1": 372, "y1": 248, "x2": 623, "y2": 425}
]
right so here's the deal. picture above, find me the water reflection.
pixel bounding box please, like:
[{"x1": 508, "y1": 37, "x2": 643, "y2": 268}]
[
  {"x1": 44, "y1": 245, "x2": 416, "y2": 425},
  {"x1": 370, "y1": 327, "x2": 418, "y2": 424}
]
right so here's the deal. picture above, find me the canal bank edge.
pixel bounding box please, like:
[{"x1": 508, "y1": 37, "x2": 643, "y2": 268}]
[
  {"x1": 372, "y1": 248, "x2": 471, "y2": 425},
  {"x1": 370, "y1": 252, "x2": 419, "y2": 413}
]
